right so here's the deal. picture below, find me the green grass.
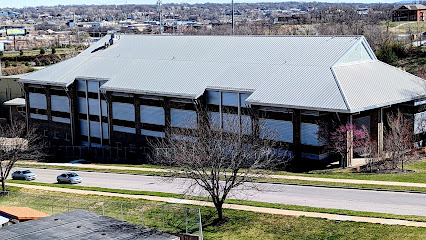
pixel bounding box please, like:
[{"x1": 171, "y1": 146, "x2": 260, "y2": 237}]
[
  {"x1": 387, "y1": 21, "x2": 426, "y2": 34},
  {"x1": 15, "y1": 163, "x2": 169, "y2": 176},
  {"x1": 256, "y1": 178, "x2": 426, "y2": 193},
  {"x1": 5, "y1": 185, "x2": 426, "y2": 239},
  {"x1": 8, "y1": 179, "x2": 426, "y2": 223},
  {"x1": 203, "y1": 210, "x2": 426, "y2": 240},
  {"x1": 92, "y1": 163, "x2": 172, "y2": 169},
  {"x1": 1, "y1": 186, "x2": 200, "y2": 234},
  {"x1": 5, "y1": 184, "x2": 426, "y2": 240},
  {"x1": 269, "y1": 160, "x2": 426, "y2": 183}
]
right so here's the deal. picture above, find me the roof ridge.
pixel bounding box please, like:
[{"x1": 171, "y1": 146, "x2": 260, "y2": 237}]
[
  {"x1": 120, "y1": 34, "x2": 362, "y2": 38},
  {"x1": 330, "y1": 66, "x2": 351, "y2": 111}
]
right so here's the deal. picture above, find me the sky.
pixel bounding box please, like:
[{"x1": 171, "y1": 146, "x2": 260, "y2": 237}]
[{"x1": 0, "y1": 0, "x2": 403, "y2": 9}]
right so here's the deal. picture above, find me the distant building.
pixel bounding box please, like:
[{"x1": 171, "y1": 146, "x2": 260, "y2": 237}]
[
  {"x1": 0, "y1": 74, "x2": 25, "y2": 118},
  {"x1": 356, "y1": 8, "x2": 370, "y2": 15},
  {"x1": 392, "y1": 4, "x2": 426, "y2": 22},
  {"x1": 19, "y1": 35, "x2": 426, "y2": 167},
  {"x1": 66, "y1": 20, "x2": 76, "y2": 28},
  {"x1": 0, "y1": 11, "x2": 20, "y2": 17}
]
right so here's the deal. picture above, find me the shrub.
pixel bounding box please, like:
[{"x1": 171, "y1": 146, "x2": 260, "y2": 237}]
[
  {"x1": 34, "y1": 58, "x2": 41, "y2": 66},
  {"x1": 4, "y1": 60, "x2": 10, "y2": 68},
  {"x1": 375, "y1": 42, "x2": 406, "y2": 66},
  {"x1": 40, "y1": 48, "x2": 46, "y2": 55},
  {"x1": 43, "y1": 58, "x2": 51, "y2": 66},
  {"x1": 51, "y1": 48, "x2": 56, "y2": 54}
]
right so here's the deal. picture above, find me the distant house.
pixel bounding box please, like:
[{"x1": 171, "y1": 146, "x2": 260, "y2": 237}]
[
  {"x1": 356, "y1": 8, "x2": 370, "y2": 15},
  {"x1": 392, "y1": 4, "x2": 426, "y2": 22}
]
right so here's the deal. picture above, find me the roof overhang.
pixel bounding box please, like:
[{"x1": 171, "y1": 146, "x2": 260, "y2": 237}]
[
  {"x1": 246, "y1": 101, "x2": 351, "y2": 113},
  {"x1": 100, "y1": 86, "x2": 200, "y2": 99},
  {"x1": 3, "y1": 98, "x2": 25, "y2": 107}
]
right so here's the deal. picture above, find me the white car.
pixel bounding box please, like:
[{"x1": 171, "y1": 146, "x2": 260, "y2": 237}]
[
  {"x1": 12, "y1": 170, "x2": 37, "y2": 181},
  {"x1": 57, "y1": 172, "x2": 83, "y2": 184}
]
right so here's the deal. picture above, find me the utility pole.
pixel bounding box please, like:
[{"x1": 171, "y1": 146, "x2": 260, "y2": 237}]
[
  {"x1": 232, "y1": 0, "x2": 234, "y2": 35},
  {"x1": 157, "y1": 0, "x2": 163, "y2": 35}
]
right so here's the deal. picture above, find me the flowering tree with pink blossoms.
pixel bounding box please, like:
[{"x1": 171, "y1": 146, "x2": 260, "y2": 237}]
[{"x1": 328, "y1": 123, "x2": 370, "y2": 167}]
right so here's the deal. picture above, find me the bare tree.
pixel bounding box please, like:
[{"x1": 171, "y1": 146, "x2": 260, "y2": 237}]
[
  {"x1": 149, "y1": 108, "x2": 289, "y2": 222},
  {"x1": 385, "y1": 111, "x2": 414, "y2": 171},
  {"x1": 0, "y1": 121, "x2": 45, "y2": 192}
]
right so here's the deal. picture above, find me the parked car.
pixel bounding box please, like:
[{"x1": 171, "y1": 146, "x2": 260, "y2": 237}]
[
  {"x1": 57, "y1": 172, "x2": 83, "y2": 184},
  {"x1": 68, "y1": 159, "x2": 91, "y2": 164},
  {"x1": 11, "y1": 170, "x2": 37, "y2": 181}
]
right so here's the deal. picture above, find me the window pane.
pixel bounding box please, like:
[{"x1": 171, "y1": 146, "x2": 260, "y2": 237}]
[
  {"x1": 206, "y1": 91, "x2": 220, "y2": 105},
  {"x1": 29, "y1": 93, "x2": 47, "y2": 109},
  {"x1": 141, "y1": 105, "x2": 165, "y2": 125},
  {"x1": 222, "y1": 92, "x2": 239, "y2": 107},
  {"x1": 112, "y1": 102, "x2": 135, "y2": 121},
  {"x1": 260, "y1": 118, "x2": 293, "y2": 143},
  {"x1": 171, "y1": 109, "x2": 197, "y2": 128}
]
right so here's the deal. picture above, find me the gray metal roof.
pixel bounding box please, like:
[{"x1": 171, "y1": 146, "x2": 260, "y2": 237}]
[
  {"x1": 396, "y1": 4, "x2": 426, "y2": 10},
  {"x1": 0, "y1": 210, "x2": 179, "y2": 240},
  {"x1": 19, "y1": 34, "x2": 426, "y2": 113},
  {"x1": 3, "y1": 98, "x2": 25, "y2": 106},
  {"x1": 333, "y1": 60, "x2": 425, "y2": 112}
]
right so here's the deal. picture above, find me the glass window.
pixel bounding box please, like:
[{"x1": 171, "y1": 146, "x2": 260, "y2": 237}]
[
  {"x1": 141, "y1": 105, "x2": 165, "y2": 125},
  {"x1": 206, "y1": 91, "x2": 220, "y2": 105},
  {"x1": 171, "y1": 109, "x2": 197, "y2": 128},
  {"x1": 222, "y1": 92, "x2": 239, "y2": 107},
  {"x1": 260, "y1": 118, "x2": 293, "y2": 143}
]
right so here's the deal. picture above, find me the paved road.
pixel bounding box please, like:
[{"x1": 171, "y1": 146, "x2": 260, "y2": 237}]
[{"x1": 12, "y1": 168, "x2": 426, "y2": 217}]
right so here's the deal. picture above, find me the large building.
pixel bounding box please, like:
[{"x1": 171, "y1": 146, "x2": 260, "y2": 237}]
[
  {"x1": 392, "y1": 4, "x2": 426, "y2": 22},
  {"x1": 19, "y1": 35, "x2": 426, "y2": 166}
]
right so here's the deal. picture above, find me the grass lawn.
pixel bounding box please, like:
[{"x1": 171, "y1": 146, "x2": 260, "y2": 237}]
[
  {"x1": 388, "y1": 21, "x2": 426, "y2": 34},
  {"x1": 4, "y1": 185, "x2": 426, "y2": 240},
  {"x1": 271, "y1": 160, "x2": 426, "y2": 184}
]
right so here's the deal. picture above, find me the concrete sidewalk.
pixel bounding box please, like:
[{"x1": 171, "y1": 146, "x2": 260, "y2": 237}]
[
  {"x1": 7, "y1": 182, "x2": 426, "y2": 228},
  {"x1": 17, "y1": 161, "x2": 426, "y2": 189}
]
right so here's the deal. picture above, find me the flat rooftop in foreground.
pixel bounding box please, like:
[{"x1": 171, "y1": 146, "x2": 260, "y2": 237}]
[
  {"x1": 0, "y1": 209, "x2": 179, "y2": 240},
  {"x1": 0, "y1": 207, "x2": 49, "y2": 221}
]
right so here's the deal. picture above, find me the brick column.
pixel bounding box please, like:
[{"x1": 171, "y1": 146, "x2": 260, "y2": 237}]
[
  {"x1": 106, "y1": 92, "x2": 114, "y2": 145},
  {"x1": 45, "y1": 86, "x2": 52, "y2": 122},
  {"x1": 67, "y1": 83, "x2": 77, "y2": 146},
  {"x1": 370, "y1": 108, "x2": 384, "y2": 154},
  {"x1": 344, "y1": 114, "x2": 353, "y2": 168},
  {"x1": 251, "y1": 105, "x2": 260, "y2": 139},
  {"x1": 164, "y1": 97, "x2": 171, "y2": 139},
  {"x1": 293, "y1": 109, "x2": 301, "y2": 161},
  {"x1": 134, "y1": 94, "x2": 141, "y2": 135},
  {"x1": 24, "y1": 84, "x2": 30, "y2": 130}
]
